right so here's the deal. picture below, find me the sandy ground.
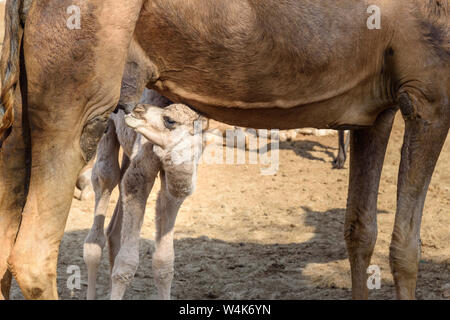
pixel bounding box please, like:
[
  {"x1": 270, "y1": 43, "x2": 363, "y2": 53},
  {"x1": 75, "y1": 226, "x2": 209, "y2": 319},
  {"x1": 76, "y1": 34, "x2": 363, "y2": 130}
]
[{"x1": 8, "y1": 114, "x2": 449, "y2": 300}]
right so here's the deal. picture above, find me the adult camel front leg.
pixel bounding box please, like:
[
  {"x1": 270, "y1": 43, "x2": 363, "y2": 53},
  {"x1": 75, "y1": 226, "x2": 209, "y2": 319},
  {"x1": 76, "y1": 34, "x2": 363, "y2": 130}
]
[
  {"x1": 390, "y1": 93, "x2": 449, "y2": 300},
  {"x1": 7, "y1": 0, "x2": 145, "y2": 299},
  {"x1": 345, "y1": 108, "x2": 397, "y2": 299}
]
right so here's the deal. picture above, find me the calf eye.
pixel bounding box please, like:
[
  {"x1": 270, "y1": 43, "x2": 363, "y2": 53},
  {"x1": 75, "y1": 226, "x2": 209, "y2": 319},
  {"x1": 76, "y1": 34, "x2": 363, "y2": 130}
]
[{"x1": 163, "y1": 116, "x2": 177, "y2": 129}]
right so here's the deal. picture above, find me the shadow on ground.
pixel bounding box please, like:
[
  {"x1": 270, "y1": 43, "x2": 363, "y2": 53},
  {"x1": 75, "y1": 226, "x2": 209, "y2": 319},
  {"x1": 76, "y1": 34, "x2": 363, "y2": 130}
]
[{"x1": 280, "y1": 140, "x2": 338, "y2": 164}]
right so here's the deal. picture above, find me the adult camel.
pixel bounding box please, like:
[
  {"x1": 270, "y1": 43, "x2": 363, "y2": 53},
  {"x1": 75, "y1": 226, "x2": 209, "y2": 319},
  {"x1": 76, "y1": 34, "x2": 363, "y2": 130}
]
[{"x1": 0, "y1": 0, "x2": 448, "y2": 300}]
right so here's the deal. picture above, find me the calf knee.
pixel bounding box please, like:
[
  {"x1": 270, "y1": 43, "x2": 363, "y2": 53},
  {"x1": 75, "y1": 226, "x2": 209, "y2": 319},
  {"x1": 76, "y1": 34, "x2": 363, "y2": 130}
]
[
  {"x1": 92, "y1": 161, "x2": 120, "y2": 194},
  {"x1": 111, "y1": 252, "x2": 139, "y2": 286},
  {"x1": 83, "y1": 235, "x2": 106, "y2": 268}
]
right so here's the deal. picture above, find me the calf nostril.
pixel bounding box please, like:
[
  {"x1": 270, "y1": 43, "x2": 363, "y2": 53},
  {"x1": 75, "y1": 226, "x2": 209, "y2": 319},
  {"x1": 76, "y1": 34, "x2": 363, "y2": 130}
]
[{"x1": 116, "y1": 103, "x2": 133, "y2": 115}]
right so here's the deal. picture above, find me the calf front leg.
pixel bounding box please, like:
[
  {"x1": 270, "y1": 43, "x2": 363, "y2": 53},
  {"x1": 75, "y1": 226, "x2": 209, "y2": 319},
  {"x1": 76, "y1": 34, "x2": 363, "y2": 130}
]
[
  {"x1": 153, "y1": 171, "x2": 185, "y2": 300},
  {"x1": 106, "y1": 153, "x2": 131, "y2": 273},
  {"x1": 390, "y1": 95, "x2": 448, "y2": 299},
  {"x1": 345, "y1": 108, "x2": 396, "y2": 299},
  {"x1": 84, "y1": 120, "x2": 120, "y2": 300},
  {"x1": 110, "y1": 143, "x2": 160, "y2": 300}
]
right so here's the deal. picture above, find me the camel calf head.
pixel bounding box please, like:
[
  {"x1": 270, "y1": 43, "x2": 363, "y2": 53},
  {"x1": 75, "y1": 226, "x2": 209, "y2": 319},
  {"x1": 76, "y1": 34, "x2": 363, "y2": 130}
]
[
  {"x1": 125, "y1": 103, "x2": 205, "y2": 198},
  {"x1": 125, "y1": 103, "x2": 202, "y2": 150}
]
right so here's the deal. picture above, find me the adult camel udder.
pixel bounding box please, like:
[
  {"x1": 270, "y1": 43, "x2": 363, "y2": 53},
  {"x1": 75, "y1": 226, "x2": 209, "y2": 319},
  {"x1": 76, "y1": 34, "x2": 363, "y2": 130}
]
[{"x1": 0, "y1": 0, "x2": 448, "y2": 300}]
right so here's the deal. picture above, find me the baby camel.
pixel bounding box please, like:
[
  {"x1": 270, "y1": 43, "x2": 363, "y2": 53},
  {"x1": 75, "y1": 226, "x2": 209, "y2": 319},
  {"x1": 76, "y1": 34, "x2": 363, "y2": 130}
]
[{"x1": 83, "y1": 102, "x2": 204, "y2": 300}]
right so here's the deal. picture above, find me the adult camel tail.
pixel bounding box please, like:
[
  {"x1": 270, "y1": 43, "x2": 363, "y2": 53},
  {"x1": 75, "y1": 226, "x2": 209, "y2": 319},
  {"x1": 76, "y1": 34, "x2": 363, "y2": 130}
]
[{"x1": 0, "y1": 0, "x2": 26, "y2": 147}]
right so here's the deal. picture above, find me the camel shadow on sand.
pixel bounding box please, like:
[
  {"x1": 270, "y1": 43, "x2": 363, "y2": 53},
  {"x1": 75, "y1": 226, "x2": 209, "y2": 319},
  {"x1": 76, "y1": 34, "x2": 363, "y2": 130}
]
[
  {"x1": 279, "y1": 140, "x2": 338, "y2": 164},
  {"x1": 253, "y1": 140, "x2": 338, "y2": 166}
]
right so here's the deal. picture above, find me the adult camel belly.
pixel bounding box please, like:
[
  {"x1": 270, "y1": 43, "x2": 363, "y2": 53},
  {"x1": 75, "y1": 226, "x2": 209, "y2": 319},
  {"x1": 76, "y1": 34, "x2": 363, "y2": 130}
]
[{"x1": 135, "y1": 0, "x2": 395, "y2": 129}]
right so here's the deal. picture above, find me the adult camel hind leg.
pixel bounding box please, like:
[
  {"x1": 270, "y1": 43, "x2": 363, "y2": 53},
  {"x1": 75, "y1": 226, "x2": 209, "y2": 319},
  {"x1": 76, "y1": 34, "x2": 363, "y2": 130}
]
[
  {"x1": 390, "y1": 91, "x2": 448, "y2": 299},
  {"x1": 0, "y1": 72, "x2": 30, "y2": 300},
  {"x1": 345, "y1": 108, "x2": 397, "y2": 299},
  {"x1": 0, "y1": 0, "x2": 30, "y2": 300},
  {"x1": 6, "y1": 0, "x2": 145, "y2": 299},
  {"x1": 387, "y1": 5, "x2": 449, "y2": 297}
]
